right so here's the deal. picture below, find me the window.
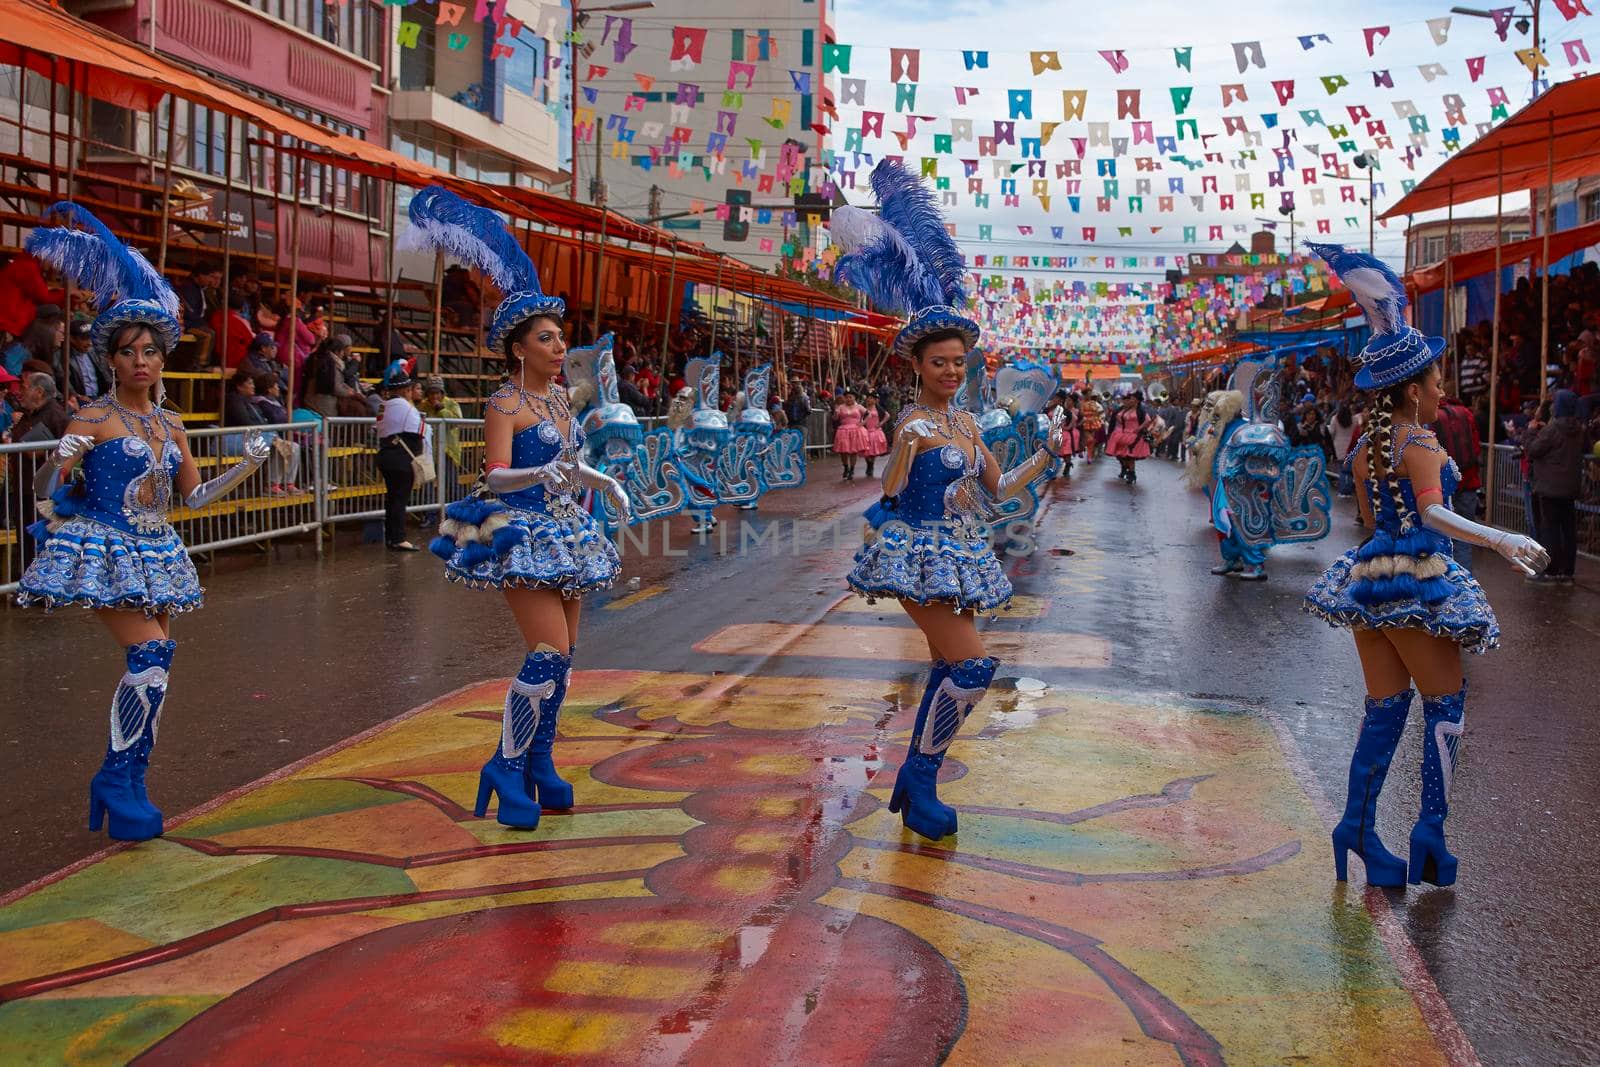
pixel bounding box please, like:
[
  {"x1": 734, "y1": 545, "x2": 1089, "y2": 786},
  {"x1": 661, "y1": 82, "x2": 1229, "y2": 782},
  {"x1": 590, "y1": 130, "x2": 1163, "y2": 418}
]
[
  {"x1": 505, "y1": 30, "x2": 548, "y2": 101},
  {"x1": 1421, "y1": 235, "x2": 1446, "y2": 263},
  {"x1": 1583, "y1": 190, "x2": 1600, "y2": 223}
]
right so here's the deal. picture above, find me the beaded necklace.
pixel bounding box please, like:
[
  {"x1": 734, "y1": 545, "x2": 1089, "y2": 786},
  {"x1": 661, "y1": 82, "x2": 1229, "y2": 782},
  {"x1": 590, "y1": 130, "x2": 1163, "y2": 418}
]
[
  {"x1": 901, "y1": 401, "x2": 975, "y2": 443},
  {"x1": 489, "y1": 384, "x2": 577, "y2": 453}
]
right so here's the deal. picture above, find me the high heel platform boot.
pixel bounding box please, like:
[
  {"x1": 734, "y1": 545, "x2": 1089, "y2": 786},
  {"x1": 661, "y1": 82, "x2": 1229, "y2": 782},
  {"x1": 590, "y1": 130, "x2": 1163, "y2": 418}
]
[
  {"x1": 475, "y1": 651, "x2": 563, "y2": 829},
  {"x1": 887, "y1": 657, "x2": 998, "y2": 841},
  {"x1": 1409, "y1": 684, "x2": 1467, "y2": 887},
  {"x1": 88, "y1": 639, "x2": 176, "y2": 842},
  {"x1": 1332, "y1": 688, "x2": 1412, "y2": 887},
  {"x1": 888, "y1": 660, "x2": 953, "y2": 836},
  {"x1": 523, "y1": 647, "x2": 575, "y2": 809}
]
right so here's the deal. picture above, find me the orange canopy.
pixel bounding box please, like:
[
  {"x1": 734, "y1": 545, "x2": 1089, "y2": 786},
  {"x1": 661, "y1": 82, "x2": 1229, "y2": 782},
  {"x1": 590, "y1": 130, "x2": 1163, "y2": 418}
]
[
  {"x1": 1407, "y1": 217, "x2": 1600, "y2": 292},
  {"x1": 1161, "y1": 341, "x2": 1266, "y2": 367},
  {"x1": 1383, "y1": 74, "x2": 1600, "y2": 219}
]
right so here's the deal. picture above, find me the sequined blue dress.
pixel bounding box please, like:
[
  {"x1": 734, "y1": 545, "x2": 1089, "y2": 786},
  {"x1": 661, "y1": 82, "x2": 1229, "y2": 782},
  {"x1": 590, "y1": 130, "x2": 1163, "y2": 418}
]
[
  {"x1": 439, "y1": 418, "x2": 621, "y2": 596},
  {"x1": 17, "y1": 433, "x2": 203, "y2": 615},
  {"x1": 1304, "y1": 431, "x2": 1499, "y2": 653},
  {"x1": 847, "y1": 442, "x2": 1012, "y2": 612}
]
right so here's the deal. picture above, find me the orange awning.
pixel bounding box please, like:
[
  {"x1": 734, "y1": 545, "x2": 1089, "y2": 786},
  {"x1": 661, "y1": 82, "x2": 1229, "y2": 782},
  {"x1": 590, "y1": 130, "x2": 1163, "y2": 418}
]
[
  {"x1": 1406, "y1": 217, "x2": 1600, "y2": 292},
  {"x1": 1162, "y1": 341, "x2": 1266, "y2": 367},
  {"x1": 1383, "y1": 74, "x2": 1600, "y2": 219}
]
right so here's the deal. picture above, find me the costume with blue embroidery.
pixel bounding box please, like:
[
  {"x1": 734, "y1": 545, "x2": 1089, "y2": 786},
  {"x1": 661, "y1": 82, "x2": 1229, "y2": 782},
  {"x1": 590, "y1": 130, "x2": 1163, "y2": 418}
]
[
  {"x1": 1301, "y1": 241, "x2": 1547, "y2": 891},
  {"x1": 829, "y1": 161, "x2": 1066, "y2": 843},
  {"x1": 1184, "y1": 357, "x2": 1331, "y2": 581},
  {"x1": 406, "y1": 185, "x2": 625, "y2": 832},
  {"x1": 15, "y1": 203, "x2": 268, "y2": 844}
]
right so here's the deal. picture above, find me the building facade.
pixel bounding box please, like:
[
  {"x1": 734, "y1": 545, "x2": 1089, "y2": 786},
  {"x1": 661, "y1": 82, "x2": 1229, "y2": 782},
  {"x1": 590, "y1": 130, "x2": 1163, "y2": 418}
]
[
  {"x1": 1403, "y1": 214, "x2": 1529, "y2": 273},
  {"x1": 575, "y1": 0, "x2": 833, "y2": 270}
]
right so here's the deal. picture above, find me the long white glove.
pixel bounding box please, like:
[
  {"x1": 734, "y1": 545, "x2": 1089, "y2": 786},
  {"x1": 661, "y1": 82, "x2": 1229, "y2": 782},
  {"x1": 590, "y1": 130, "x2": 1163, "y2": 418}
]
[
  {"x1": 186, "y1": 434, "x2": 270, "y2": 508},
  {"x1": 32, "y1": 433, "x2": 95, "y2": 502},
  {"x1": 1420, "y1": 503, "x2": 1549, "y2": 576},
  {"x1": 574, "y1": 461, "x2": 631, "y2": 522},
  {"x1": 879, "y1": 417, "x2": 937, "y2": 498},
  {"x1": 486, "y1": 459, "x2": 576, "y2": 495},
  {"x1": 994, "y1": 409, "x2": 1066, "y2": 502}
]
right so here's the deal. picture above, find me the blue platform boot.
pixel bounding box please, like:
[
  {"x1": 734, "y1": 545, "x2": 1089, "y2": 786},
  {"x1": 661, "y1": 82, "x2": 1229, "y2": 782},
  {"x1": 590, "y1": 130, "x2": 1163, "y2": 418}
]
[
  {"x1": 1409, "y1": 684, "x2": 1467, "y2": 887},
  {"x1": 474, "y1": 647, "x2": 564, "y2": 830},
  {"x1": 522, "y1": 646, "x2": 575, "y2": 809},
  {"x1": 887, "y1": 657, "x2": 998, "y2": 842},
  {"x1": 88, "y1": 639, "x2": 175, "y2": 842},
  {"x1": 1332, "y1": 688, "x2": 1412, "y2": 887}
]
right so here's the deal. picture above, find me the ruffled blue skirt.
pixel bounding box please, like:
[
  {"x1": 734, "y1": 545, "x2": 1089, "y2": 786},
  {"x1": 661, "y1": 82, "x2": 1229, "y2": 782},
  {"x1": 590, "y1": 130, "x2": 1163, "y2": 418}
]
[
  {"x1": 847, "y1": 520, "x2": 1013, "y2": 613},
  {"x1": 433, "y1": 497, "x2": 620, "y2": 597},
  {"x1": 16, "y1": 517, "x2": 203, "y2": 616},
  {"x1": 1304, "y1": 546, "x2": 1500, "y2": 654}
]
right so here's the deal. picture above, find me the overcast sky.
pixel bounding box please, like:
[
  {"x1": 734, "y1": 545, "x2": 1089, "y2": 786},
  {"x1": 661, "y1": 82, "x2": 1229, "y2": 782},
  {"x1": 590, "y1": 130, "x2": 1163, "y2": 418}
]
[{"x1": 830, "y1": 0, "x2": 1571, "y2": 274}]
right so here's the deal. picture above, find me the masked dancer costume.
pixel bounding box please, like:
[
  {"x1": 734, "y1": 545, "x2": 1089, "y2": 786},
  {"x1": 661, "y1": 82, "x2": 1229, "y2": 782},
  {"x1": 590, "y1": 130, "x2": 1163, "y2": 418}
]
[
  {"x1": 1184, "y1": 359, "x2": 1331, "y2": 580},
  {"x1": 16, "y1": 203, "x2": 268, "y2": 841},
  {"x1": 564, "y1": 332, "x2": 688, "y2": 531},
  {"x1": 1303, "y1": 242, "x2": 1548, "y2": 887},
  {"x1": 669, "y1": 355, "x2": 733, "y2": 533},
  {"x1": 829, "y1": 161, "x2": 1066, "y2": 841},
  {"x1": 410, "y1": 186, "x2": 626, "y2": 830},
  {"x1": 731, "y1": 363, "x2": 806, "y2": 507}
]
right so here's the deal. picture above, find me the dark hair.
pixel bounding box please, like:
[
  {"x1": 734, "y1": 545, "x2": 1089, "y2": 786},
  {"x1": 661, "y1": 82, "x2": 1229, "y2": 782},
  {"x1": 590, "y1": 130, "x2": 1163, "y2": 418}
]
[
  {"x1": 18, "y1": 317, "x2": 62, "y2": 361},
  {"x1": 228, "y1": 289, "x2": 247, "y2": 311},
  {"x1": 1364, "y1": 363, "x2": 1440, "y2": 526},
  {"x1": 910, "y1": 328, "x2": 969, "y2": 360},
  {"x1": 252, "y1": 371, "x2": 279, "y2": 394},
  {"x1": 227, "y1": 368, "x2": 255, "y2": 393},
  {"x1": 501, "y1": 313, "x2": 564, "y2": 373},
  {"x1": 194, "y1": 259, "x2": 221, "y2": 276}
]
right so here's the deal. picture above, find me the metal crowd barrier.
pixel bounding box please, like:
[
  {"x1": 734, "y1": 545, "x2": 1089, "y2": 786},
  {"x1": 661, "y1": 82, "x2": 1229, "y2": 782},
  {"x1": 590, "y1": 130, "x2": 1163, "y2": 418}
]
[
  {"x1": 1, "y1": 422, "x2": 323, "y2": 594},
  {"x1": 1484, "y1": 443, "x2": 1600, "y2": 558}
]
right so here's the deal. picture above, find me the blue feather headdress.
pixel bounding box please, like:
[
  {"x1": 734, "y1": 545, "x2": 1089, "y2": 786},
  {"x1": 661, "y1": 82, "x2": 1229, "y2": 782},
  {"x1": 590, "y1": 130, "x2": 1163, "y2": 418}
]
[
  {"x1": 829, "y1": 161, "x2": 979, "y2": 359},
  {"x1": 25, "y1": 202, "x2": 181, "y2": 355},
  {"x1": 403, "y1": 185, "x2": 564, "y2": 351},
  {"x1": 1307, "y1": 241, "x2": 1443, "y2": 389}
]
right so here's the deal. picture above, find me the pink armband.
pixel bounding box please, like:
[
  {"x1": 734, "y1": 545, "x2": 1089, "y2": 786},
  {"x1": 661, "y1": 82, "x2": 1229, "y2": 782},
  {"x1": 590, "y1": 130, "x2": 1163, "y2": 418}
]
[{"x1": 485, "y1": 461, "x2": 509, "y2": 475}]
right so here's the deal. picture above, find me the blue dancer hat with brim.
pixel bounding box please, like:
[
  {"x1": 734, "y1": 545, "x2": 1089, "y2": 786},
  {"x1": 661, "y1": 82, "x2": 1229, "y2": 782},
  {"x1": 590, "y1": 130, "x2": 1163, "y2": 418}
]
[
  {"x1": 401, "y1": 185, "x2": 564, "y2": 353},
  {"x1": 894, "y1": 304, "x2": 981, "y2": 360},
  {"x1": 1308, "y1": 241, "x2": 1445, "y2": 390},
  {"x1": 25, "y1": 203, "x2": 182, "y2": 357}
]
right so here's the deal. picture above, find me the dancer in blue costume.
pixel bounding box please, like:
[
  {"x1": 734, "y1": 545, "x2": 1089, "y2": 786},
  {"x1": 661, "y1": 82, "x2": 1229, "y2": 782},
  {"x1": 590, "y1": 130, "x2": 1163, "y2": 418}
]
[
  {"x1": 16, "y1": 204, "x2": 269, "y2": 842},
  {"x1": 830, "y1": 161, "x2": 1065, "y2": 842},
  {"x1": 1304, "y1": 243, "x2": 1548, "y2": 888},
  {"x1": 409, "y1": 186, "x2": 628, "y2": 830}
]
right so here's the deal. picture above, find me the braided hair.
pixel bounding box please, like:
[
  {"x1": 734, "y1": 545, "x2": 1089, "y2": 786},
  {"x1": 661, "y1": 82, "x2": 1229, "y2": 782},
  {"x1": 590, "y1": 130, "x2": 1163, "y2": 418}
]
[{"x1": 1363, "y1": 380, "x2": 1416, "y2": 531}]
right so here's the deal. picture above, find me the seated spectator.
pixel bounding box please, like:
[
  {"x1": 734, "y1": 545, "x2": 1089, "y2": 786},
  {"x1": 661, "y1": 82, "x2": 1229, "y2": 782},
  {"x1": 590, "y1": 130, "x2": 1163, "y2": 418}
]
[
  {"x1": 340, "y1": 343, "x2": 381, "y2": 415},
  {"x1": 225, "y1": 368, "x2": 266, "y2": 427},
  {"x1": 231, "y1": 268, "x2": 262, "y2": 325},
  {"x1": 302, "y1": 333, "x2": 363, "y2": 418},
  {"x1": 226, "y1": 370, "x2": 301, "y2": 494},
  {"x1": 10, "y1": 371, "x2": 69, "y2": 442},
  {"x1": 240, "y1": 332, "x2": 287, "y2": 389},
  {"x1": 175, "y1": 260, "x2": 222, "y2": 367},
  {"x1": 4, "y1": 304, "x2": 64, "y2": 376},
  {"x1": 0, "y1": 251, "x2": 66, "y2": 341},
  {"x1": 0, "y1": 366, "x2": 19, "y2": 437},
  {"x1": 618, "y1": 364, "x2": 649, "y2": 415},
  {"x1": 252, "y1": 371, "x2": 291, "y2": 425},
  {"x1": 211, "y1": 290, "x2": 256, "y2": 370},
  {"x1": 273, "y1": 296, "x2": 316, "y2": 382},
  {"x1": 65, "y1": 318, "x2": 110, "y2": 405}
]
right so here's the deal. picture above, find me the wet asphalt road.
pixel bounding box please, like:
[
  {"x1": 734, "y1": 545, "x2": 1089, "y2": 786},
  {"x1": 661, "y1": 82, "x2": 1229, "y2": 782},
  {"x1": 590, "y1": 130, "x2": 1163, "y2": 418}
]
[{"x1": 2, "y1": 455, "x2": 1596, "y2": 1066}]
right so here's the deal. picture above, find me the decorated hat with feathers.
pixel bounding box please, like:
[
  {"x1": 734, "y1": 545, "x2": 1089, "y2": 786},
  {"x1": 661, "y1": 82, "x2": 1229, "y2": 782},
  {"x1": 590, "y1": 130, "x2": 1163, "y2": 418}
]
[
  {"x1": 1307, "y1": 241, "x2": 1444, "y2": 389},
  {"x1": 25, "y1": 203, "x2": 182, "y2": 356},
  {"x1": 829, "y1": 161, "x2": 979, "y2": 359},
  {"x1": 402, "y1": 185, "x2": 564, "y2": 351}
]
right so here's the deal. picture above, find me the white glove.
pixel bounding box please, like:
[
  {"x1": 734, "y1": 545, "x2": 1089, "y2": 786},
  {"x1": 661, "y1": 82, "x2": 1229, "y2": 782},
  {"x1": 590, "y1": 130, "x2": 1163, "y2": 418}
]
[
  {"x1": 576, "y1": 462, "x2": 631, "y2": 522},
  {"x1": 486, "y1": 459, "x2": 577, "y2": 495},
  {"x1": 55, "y1": 433, "x2": 95, "y2": 461},
  {"x1": 242, "y1": 433, "x2": 271, "y2": 466},
  {"x1": 1041, "y1": 408, "x2": 1067, "y2": 457},
  {"x1": 1419, "y1": 503, "x2": 1551, "y2": 576}
]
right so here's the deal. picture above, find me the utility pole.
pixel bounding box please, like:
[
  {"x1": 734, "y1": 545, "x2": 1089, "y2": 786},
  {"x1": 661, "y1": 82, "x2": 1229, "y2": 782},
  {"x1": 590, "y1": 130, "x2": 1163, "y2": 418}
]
[{"x1": 648, "y1": 183, "x2": 661, "y2": 223}]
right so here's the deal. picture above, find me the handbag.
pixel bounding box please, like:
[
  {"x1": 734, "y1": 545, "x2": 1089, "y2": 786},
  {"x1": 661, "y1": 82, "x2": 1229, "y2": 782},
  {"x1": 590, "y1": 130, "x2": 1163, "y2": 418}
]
[{"x1": 396, "y1": 419, "x2": 436, "y2": 486}]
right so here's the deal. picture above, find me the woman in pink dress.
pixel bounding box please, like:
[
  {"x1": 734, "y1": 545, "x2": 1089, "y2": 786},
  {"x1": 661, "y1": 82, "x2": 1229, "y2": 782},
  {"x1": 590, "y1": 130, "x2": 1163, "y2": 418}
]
[
  {"x1": 832, "y1": 389, "x2": 869, "y2": 480},
  {"x1": 1104, "y1": 391, "x2": 1153, "y2": 484},
  {"x1": 860, "y1": 396, "x2": 889, "y2": 478}
]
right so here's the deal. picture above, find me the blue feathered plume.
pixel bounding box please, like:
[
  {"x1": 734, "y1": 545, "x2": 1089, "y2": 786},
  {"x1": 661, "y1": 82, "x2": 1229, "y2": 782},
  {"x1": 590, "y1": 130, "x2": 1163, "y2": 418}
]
[
  {"x1": 829, "y1": 161, "x2": 972, "y2": 316},
  {"x1": 403, "y1": 185, "x2": 537, "y2": 295},
  {"x1": 1306, "y1": 241, "x2": 1407, "y2": 336},
  {"x1": 870, "y1": 161, "x2": 966, "y2": 307},
  {"x1": 25, "y1": 203, "x2": 179, "y2": 321}
]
